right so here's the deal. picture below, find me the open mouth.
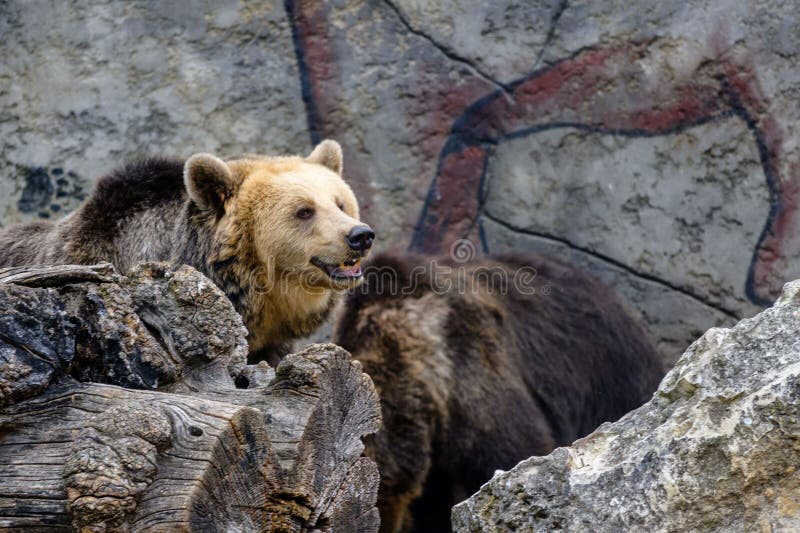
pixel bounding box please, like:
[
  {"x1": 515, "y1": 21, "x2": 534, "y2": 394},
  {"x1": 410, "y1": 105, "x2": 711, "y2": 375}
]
[{"x1": 311, "y1": 256, "x2": 363, "y2": 281}]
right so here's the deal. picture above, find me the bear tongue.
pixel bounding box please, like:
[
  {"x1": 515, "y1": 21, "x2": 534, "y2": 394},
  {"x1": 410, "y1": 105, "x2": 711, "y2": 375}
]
[{"x1": 337, "y1": 263, "x2": 362, "y2": 276}]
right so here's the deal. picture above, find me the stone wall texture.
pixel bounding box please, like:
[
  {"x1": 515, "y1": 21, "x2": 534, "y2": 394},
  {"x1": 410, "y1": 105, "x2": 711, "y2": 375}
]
[{"x1": 3, "y1": 0, "x2": 800, "y2": 362}]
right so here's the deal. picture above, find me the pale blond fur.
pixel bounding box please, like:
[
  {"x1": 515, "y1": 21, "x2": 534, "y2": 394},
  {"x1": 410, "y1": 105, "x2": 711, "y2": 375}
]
[{"x1": 186, "y1": 140, "x2": 368, "y2": 353}]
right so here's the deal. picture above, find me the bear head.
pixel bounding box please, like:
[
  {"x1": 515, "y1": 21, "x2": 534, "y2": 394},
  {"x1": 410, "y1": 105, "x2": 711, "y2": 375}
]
[{"x1": 182, "y1": 140, "x2": 374, "y2": 350}]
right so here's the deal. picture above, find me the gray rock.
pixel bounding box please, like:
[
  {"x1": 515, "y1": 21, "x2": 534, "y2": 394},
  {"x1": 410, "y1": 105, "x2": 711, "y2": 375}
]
[
  {"x1": 0, "y1": 0, "x2": 309, "y2": 226},
  {"x1": 452, "y1": 279, "x2": 800, "y2": 532},
  {"x1": 386, "y1": 0, "x2": 564, "y2": 81}
]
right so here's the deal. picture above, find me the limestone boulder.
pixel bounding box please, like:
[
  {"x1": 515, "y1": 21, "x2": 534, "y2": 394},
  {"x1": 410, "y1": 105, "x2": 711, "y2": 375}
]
[{"x1": 453, "y1": 279, "x2": 800, "y2": 532}]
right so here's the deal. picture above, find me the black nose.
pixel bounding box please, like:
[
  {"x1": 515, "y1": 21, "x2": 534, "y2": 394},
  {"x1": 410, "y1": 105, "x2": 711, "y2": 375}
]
[{"x1": 346, "y1": 225, "x2": 375, "y2": 251}]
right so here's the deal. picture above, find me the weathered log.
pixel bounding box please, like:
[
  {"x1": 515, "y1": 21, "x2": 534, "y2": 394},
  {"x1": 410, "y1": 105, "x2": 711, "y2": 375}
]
[
  {"x1": 0, "y1": 263, "x2": 381, "y2": 532},
  {"x1": 0, "y1": 263, "x2": 116, "y2": 287}
]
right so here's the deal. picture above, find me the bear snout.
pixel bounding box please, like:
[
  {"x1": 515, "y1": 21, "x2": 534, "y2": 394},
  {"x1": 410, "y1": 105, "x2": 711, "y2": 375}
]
[{"x1": 346, "y1": 225, "x2": 375, "y2": 252}]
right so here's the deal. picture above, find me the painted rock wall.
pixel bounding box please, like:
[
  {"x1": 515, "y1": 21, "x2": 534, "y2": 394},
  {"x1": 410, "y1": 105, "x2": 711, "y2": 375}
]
[{"x1": 3, "y1": 0, "x2": 799, "y2": 362}]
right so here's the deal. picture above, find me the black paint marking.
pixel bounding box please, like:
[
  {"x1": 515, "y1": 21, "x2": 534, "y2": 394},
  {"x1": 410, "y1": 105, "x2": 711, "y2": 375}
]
[
  {"x1": 720, "y1": 82, "x2": 781, "y2": 307},
  {"x1": 531, "y1": 0, "x2": 569, "y2": 71},
  {"x1": 382, "y1": 0, "x2": 510, "y2": 93}
]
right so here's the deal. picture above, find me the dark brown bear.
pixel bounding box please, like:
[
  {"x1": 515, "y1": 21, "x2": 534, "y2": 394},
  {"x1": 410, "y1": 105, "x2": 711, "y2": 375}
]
[{"x1": 333, "y1": 252, "x2": 665, "y2": 533}]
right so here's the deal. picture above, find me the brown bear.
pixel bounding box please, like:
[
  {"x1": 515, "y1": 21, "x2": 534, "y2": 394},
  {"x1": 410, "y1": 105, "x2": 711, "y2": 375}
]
[
  {"x1": 333, "y1": 252, "x2": 665, "y2": 533},
  {"x1": 0, "y1": 140, "x2": 374, "y2": 362}
]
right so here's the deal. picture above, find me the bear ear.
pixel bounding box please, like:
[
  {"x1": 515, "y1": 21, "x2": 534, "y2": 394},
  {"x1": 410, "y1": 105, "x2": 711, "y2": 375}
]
[
  {"x1": 184, "y1": 153, "x2": 235, "y2": 213},
  {"x1": 306, "y1": 139, "x2": 343, "y2": 175}
]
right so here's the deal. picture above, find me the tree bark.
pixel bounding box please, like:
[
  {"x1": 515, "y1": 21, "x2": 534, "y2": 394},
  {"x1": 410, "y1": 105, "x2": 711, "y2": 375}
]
[{"x1": 0, "y1": 263, "x2": 381, "y2": 532}]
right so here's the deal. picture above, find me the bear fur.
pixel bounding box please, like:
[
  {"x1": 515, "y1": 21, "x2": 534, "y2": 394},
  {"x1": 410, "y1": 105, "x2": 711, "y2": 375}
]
[
  {"x1": 0, "y1": 140, "x2": 372, "y2": 361},
  {"x1": 333, "y1": 252, "x2": 665, "y2": 533}
]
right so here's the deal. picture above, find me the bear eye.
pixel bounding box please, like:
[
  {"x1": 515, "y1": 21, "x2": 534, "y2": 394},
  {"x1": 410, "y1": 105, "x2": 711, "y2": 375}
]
[
  {"x1": 296, "y1": 207, "x2": 315, "y2": 220},
  {"x1": 337, "y1": 200, "x2": 345, "y2": 211}
]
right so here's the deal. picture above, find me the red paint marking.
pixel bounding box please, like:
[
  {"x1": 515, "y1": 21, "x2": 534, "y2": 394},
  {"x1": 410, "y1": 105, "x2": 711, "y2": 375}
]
[
  {"x1": 419, "y1": 147, "x2": 488, "y2": 254},
  {"x1": 716, "y1": 47, "x2": 800, "y2": 301},
  {"x1": 461, "y1": 43, "x2": 727, "y2": 141}
]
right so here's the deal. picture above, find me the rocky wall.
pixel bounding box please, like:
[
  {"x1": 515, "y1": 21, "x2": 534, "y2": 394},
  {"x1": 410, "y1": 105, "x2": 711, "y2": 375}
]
[{"x1": 3, "y1": 0, "x2": 800, "y2": 362}]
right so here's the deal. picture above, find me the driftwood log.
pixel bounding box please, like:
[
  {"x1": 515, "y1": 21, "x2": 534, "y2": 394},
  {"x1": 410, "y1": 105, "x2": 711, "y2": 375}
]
[{"x1": 0, "y1": 263, "x2": 381, "y2": 532}]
